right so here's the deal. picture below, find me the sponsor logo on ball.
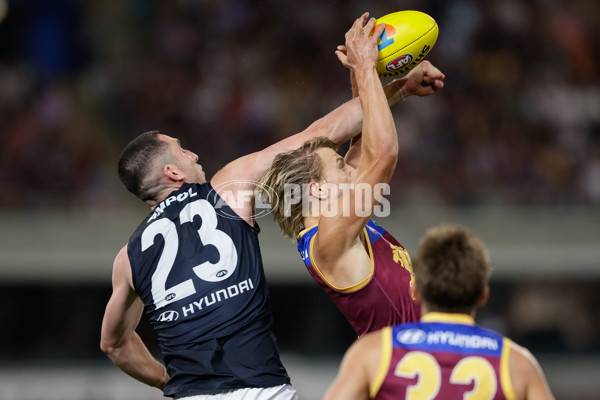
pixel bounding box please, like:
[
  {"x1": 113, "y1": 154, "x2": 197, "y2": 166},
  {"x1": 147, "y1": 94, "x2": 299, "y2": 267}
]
[
  {"x1": 377, "y1": 24, "x2": 397, "y2": 51},
  {"x1": 386, "y1": 54, "x2": 413, "y2": 72}
]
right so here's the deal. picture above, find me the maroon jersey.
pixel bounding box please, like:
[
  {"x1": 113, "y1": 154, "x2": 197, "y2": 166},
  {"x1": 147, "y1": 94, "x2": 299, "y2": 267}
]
[
  {"x1": 297, "y1": 220, "x2": 420, "y2": 336},
  {"x1": 371, "y1": 313, "x2": 517, "y2": 400}
]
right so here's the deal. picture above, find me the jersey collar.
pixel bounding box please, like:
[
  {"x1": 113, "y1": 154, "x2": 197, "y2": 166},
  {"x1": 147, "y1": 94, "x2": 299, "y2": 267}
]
[{"x1": 421, "y1": 312, "x2": 475, "y2": 325}]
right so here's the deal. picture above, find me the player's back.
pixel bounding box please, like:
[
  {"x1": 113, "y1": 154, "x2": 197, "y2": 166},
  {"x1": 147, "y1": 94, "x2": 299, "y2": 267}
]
[
  {"x1": 372, "y1": 312, "x2": 516, "y2": 400},
  {"x1": 127, "y1": 182, "x2": 289, "y2": 396}
]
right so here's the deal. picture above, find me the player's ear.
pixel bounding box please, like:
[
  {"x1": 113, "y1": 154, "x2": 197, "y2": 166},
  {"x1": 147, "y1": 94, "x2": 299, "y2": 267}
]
[
  {"x1": 308, "y1": 181, "x2": 329, "y2": 200},
  {"x1": 476, "y1": 285, "x2": 490, "y2": 307},
  {"x1": 411, "y1": 284, "x2": 422, "y2": 304},
  {"x1": 164, "y1": 164, "x2": 185, "y2": 183}
]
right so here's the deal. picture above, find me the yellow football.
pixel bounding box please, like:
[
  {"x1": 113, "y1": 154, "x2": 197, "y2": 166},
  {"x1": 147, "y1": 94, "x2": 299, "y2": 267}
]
[{"x1": 375, "y1": 10, "x2": 439, "y2": 77}]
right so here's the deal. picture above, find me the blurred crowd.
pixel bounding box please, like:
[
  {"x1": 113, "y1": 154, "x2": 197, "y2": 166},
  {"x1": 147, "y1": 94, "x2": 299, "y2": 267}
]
[{"x1": 1, "y1": 0, "x2": 599, "y2": 209}]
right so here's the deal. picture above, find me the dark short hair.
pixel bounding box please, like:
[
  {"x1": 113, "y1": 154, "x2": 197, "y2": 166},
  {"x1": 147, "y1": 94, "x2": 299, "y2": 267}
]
[
  {"x1": 412, "y1": 225, "x2": 492, "y2": 313},
  {"x1": 118, "y1": 131, "x2": 169, "y2": 202}
]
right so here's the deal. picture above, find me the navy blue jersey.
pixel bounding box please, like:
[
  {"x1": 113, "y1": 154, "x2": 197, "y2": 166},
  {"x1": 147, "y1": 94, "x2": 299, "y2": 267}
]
[{"x1": 127, "y1": 182, "x2": 289, "y2": 397}]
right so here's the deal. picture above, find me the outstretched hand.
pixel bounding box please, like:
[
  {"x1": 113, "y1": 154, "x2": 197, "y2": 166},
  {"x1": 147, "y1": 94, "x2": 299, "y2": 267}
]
[
  {"x1": 335, "y1": 12, "x2": 386, "y2": 72},
  {"x1": 390, "y1": 60, "x2": 446, "y2": 99}
]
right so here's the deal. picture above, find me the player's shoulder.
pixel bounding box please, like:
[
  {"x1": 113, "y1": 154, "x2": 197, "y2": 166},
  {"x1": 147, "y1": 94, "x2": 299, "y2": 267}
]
[
  {"x1": 508, "y1": 339, "x2": 556, "y2": 399},
  {"x1": 114, "y1": 244, "x2": 129, "y2": 265},
  {"x1": 114, "y1": 244, "x2": 133, "y2": 274},
  {"x1": 509, "y1": 340, "x2": 541, "y2": 372},
  {"x1": 112, "y1": 243, "x2": 135, "y2": 288},
  {"x1": 349, "y1": 328, "x2": 386, "y2": 361}
]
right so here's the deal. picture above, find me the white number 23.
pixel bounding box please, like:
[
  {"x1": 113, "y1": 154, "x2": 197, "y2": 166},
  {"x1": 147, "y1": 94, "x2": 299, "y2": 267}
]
[{"x1": 140, "y1": 199, "x2": 238, "y2": 309}]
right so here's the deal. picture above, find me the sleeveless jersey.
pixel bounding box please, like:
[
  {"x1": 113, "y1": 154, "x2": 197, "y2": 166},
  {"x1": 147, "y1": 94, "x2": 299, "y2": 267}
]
[
  {"x1": 127, "y1": 182, "x2": 289, "y2": 397},
  {"x1": 371, "y1": 313, "x2": 517, "y2": 400},
  {"x1": 297, "y1": 220, "x2": 420, "y2": 337}
]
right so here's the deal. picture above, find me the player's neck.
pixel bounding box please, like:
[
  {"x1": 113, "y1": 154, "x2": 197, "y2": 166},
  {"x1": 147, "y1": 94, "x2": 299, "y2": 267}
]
[
  {"x1": 303, "y1": 216, "x2": 320, "y2": 231},
  {"x1": 148, "y1": 182, "x2": 185, "y2": 209},
  {"x1": 422, "y1": 306, "x2": 477, "y2": 320}
]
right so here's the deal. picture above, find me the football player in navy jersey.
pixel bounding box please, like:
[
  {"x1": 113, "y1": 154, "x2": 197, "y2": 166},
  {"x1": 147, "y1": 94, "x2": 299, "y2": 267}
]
[
  {"x1": 323, "y1": 224, "x2": 555, "y2": 400},
  {"x1": 99, "y1": 14, "x2": 422, "y2": 400}
]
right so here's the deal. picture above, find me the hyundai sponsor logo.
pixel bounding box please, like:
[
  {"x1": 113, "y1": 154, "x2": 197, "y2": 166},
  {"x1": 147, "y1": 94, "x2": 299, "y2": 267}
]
[
  {"x1": 396, "y1": 328, "x2": 426, "y2": 345},
  {"x1": 157, "y1": 310, "x2": 179, "y2": 322}
]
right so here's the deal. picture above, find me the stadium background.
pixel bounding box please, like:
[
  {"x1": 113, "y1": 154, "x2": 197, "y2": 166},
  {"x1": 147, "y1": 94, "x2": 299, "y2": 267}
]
[{"x1": 0, "y1": 0, "x2": 598, "y2": 399}]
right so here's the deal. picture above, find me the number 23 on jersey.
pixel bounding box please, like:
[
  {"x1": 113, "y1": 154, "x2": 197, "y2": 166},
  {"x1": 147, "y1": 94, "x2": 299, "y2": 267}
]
[{"x1": 141, "y1": 199, "x2": 239, "y2": 309}]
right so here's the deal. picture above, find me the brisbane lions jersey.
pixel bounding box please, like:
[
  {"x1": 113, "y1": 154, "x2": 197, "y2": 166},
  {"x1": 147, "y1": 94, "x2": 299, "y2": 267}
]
[
  {"x1": 371, "y1": 313, "x2": 516, "y2": 400},
  {"x1": 127, "y1": 182, "x2": 289, "y2": 397},
  {"x1": 297, "y1": 220, "x2": 420, "y2": 337}
]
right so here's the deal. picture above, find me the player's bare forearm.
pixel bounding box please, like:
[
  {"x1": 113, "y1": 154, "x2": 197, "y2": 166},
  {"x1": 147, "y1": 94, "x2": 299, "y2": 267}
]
[
  {"x1": 104, "y1": 332, "x2": 169, "y2": 390},
  {"x1": 101, "y1": 307, "x2": 169, "y2": 390},
  {"x1": 301, "y1": 97, "x2": 363, "y2": 145},
  {"x1": 355, "y1": 67, "x2": 397, "y2": 165},
  {"x1": 213, "y1": 95, "x2": 363, "y2": 185},
  {"x1": 318, "y1": 15, "x2": 398, "y2": 251},
  {"x1": 336, "y1": 15, "x2": 397, "y2": 169}
]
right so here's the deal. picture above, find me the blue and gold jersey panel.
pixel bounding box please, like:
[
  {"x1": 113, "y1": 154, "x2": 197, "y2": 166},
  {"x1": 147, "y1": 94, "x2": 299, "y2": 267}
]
[
  {"x1": 298, "y1": 220, "x2": 383, "y2": 267},
  {"x1": 392, "y1": 315, "x2": 504, "y2": 358},
  {"x1": 365, "y1": 220, "x2": 386, "y2": 244},
  {"x1": 500, "y1": 338, "x2": 518, "y2": 400},
  {"x1": 297, "y1": 224, "x2": 318, "y2": 268}
]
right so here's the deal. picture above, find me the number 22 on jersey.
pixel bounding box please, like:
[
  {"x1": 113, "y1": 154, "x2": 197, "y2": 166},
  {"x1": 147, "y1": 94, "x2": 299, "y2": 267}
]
[{"x1": 395, "y1": 351, "x2": 497, "y2": 399}]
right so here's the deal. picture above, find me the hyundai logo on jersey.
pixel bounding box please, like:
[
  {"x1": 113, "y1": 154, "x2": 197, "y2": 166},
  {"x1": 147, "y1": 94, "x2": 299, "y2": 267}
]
[
  {"x1": 396, "y1": 328, "x2": 427, "y2": 345},
  {"x1": 157, "y1": 310, "x2": 180, "y2": 322}
]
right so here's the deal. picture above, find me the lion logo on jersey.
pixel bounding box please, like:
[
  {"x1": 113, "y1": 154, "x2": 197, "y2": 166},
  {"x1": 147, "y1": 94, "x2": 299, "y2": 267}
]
[{"x1": 390, "y1": 244, "x2": 416, "y2": 299}]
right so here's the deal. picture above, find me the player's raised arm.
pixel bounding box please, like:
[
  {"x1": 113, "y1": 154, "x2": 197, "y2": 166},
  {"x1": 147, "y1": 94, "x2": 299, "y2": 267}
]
[
  {"x1": 313, "y1": 15, "x2": 396, "y2": 256},
  {"x1": 210, "y1": 43, "x2": 418, "y2": 224},
  {"x1": 344, "y1": 60, "x2": 445, "y2": 168},
  {"x1": 211, "y1": 96, "x2": 363, "y2": 186}
]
